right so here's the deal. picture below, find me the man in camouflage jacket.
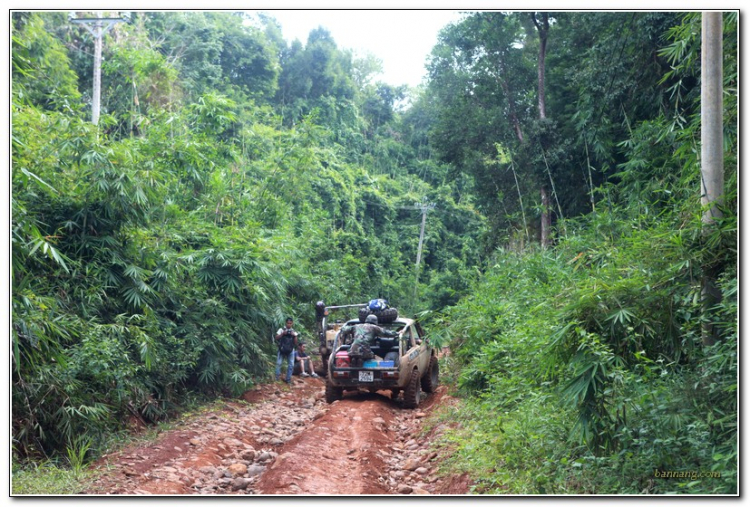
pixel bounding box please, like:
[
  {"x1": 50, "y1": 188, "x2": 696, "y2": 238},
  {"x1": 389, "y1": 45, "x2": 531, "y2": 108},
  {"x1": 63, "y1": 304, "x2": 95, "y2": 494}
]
[{"x1": 340, "y1": 314, "x2": 398, "y2": 364}]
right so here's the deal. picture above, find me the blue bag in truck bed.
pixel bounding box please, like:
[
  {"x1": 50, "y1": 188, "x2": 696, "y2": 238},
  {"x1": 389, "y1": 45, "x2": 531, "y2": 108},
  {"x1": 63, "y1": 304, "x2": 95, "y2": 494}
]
[
  {"x1": 379, "y1": 361, "x2": 394, "y2": 367},
  {"x1": 368, "y1": 298, "x2": 388, "y2": 311},
  {"x1": 363, "y1": 360, "x2": 378, "y2": 368}
]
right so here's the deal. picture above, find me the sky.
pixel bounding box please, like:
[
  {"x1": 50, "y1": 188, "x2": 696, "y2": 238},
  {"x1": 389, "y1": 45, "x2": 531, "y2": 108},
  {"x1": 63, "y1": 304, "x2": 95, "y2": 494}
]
[{"x1": 252, "y1": 10, "x2": 470, "y2": 89}]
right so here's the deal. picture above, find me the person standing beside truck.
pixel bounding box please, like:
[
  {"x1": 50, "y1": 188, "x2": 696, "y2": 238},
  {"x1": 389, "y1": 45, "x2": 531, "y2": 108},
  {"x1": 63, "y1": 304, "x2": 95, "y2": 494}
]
[{"x1": 275, "y1": 318, "x2": 298, "y2": 384}]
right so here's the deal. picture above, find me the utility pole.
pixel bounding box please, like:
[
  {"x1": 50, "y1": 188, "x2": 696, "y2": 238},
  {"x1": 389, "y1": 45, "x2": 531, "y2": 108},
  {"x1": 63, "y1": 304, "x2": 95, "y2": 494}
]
[
  {"x1": 414, "y1": 202, "x2": 435, "y2": 297},
  {"x1": 700, "y1": 11, "x2": 724, "y2": 346},
  {"x1": 69, "y1": 11, "x2": 130, "y2": 125}
]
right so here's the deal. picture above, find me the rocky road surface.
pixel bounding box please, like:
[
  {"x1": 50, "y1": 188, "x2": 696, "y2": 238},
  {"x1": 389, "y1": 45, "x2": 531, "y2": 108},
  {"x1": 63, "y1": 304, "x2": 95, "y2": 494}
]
[{"x1": 84, "y1": 376, "x2": 471, "y2": 495}]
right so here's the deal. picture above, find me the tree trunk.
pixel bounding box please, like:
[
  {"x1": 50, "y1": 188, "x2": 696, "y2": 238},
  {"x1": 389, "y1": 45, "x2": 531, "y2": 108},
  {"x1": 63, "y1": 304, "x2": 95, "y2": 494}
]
[
  {"x1": 531, "y1": 13, "x2": 549, "y2": 120},
  {"x1": 498, "y1": 63, "x2": 524, "y2": 143},
  {"x1": 533, "y1": 13, "x2": 551, "y2": 245},
  {"x1": 700, "y1": 12, "x2": 724, "y2": 346},
  {"x1": 541, "y1": 185, "x2": 551, "y2": 248}
]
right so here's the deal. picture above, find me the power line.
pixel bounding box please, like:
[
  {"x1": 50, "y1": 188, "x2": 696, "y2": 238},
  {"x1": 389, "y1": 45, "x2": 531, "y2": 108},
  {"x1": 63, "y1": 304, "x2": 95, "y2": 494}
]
[
  {"x1": 359, "y1": 199, "x2": 484, "y2": 222},
  {"x1": 359, "y1": 199, "x2": 420, "y2": 211}
]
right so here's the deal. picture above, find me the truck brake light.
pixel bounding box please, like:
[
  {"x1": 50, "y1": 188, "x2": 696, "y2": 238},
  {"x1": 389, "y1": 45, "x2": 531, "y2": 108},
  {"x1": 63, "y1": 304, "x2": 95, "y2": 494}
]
[{"x1": 335, "y1": 352, "x2": 350, "y2": 368}]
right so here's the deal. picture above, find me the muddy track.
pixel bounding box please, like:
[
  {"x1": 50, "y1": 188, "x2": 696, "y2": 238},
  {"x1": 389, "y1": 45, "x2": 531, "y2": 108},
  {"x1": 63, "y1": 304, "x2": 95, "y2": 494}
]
[
  {"x1": 84, "y1": 377, "x2": 470, "y2": 496},
  {"x1": 257, "y1": 393, "x2": 393, "y2": 494}
]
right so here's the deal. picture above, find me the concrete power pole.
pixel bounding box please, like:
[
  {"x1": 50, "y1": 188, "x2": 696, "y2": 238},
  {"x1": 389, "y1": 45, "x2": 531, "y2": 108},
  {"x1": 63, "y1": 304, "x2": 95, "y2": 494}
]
[
  {"x1": 700, "y1": 12, "x2": 724, "y2": 346},
  {"x1": 414, "y1": 202, "x2": 435, "y2": 298},
  {"x1": 70, "y1": 11, "x2": 129, "y2": 125},
  {"x1": 701, "y1": 12, "x2": 724, "y2": 227}
]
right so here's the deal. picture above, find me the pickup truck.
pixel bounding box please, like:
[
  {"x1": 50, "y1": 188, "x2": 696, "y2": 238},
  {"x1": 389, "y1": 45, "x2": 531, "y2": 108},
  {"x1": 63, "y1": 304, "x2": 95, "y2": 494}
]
[
  {"x1": 323, "y1": 316, "x2": 438, "y2": 409},
  {"x1": 314, "y1": 301, "x2": 398, "y2": 374}
]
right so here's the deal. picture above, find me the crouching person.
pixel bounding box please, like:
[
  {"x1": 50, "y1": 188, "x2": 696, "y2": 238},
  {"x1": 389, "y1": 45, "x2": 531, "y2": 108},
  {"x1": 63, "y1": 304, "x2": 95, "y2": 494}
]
[
  {"x1": 341, "y1": 314, "x2": 398, "y2": 367},
  {"x1": 295, "y1": 342, "x2": 319, "y2": 378}
]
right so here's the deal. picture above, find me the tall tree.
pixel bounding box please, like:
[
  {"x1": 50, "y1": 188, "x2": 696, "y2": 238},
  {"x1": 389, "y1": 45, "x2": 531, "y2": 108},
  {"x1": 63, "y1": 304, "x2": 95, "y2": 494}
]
[
  {"x1": 531, "y1": 12, "x2": 552, "y2": 247},
  {"x1": 215, "y1": 17, "x2": 280, "y2": 101},
  {"x1": 427, "y1": 12, "x2": 536, "y2": 245},
  {"x1": 273, "y1": 26, "x2": 358, "y2": 127},
  {"x1": 531, "y1": 12, "x2": 549, "y2": 120},
  {"x1": 545, "y1": 12, "x2": 683, "y2": 220}
]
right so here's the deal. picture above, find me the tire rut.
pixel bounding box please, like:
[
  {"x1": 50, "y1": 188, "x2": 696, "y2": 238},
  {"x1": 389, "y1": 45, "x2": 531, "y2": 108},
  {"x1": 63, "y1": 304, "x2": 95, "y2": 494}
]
[
  {"x1": 256, "y1": 393, "x2": 395, "y2": 494},
  {"x1": 83, "y1": 378, "x2": 466, "y2": 495}
]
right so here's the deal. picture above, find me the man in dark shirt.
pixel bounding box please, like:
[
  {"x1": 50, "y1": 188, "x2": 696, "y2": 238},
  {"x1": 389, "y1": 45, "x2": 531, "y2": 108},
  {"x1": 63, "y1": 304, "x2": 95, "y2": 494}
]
[
  {"x1": 295, "y1": 342, "x2": 319, "y2": 378},
  {"x1": 275, "y1": 318, "x2": 298, "y2": 383}
]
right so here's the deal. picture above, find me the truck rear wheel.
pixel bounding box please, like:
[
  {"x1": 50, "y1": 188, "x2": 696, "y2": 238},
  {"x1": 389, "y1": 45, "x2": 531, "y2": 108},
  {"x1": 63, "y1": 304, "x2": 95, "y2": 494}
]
[
  {"x1": 421, "y1": 355, "x2": 439, "y2": 393},
  {"x1": 403, "y1": 368, "x2": 421, "y2": 409},
  {"x1": 325, "y1": 382, "x2": 343, "y2": 403}
]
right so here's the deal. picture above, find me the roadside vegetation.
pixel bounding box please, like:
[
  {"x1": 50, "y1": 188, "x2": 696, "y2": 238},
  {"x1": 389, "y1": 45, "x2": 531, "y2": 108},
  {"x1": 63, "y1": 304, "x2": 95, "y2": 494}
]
[
  {"x1": 425, "y1": 12, "x2": 737, "y2": 494},
  {"x1": 434, "y1": 217, "x2": 736, "y2": 493}
]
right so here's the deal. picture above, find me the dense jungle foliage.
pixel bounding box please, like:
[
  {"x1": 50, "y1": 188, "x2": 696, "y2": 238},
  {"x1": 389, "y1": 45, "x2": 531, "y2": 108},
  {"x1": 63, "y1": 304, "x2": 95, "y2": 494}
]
[{"x1": 11, "y1": 11, "x2": 736, "y2": 494}]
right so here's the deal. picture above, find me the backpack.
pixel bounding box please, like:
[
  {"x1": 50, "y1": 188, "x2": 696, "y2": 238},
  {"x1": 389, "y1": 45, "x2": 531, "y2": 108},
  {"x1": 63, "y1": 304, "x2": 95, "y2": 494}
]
[
  {"x1": 278, "y1": 333, "x2": 295, "y2": 355},
  {"x1": 368, "y1": 298, "x2": 388, "y2": 312}
]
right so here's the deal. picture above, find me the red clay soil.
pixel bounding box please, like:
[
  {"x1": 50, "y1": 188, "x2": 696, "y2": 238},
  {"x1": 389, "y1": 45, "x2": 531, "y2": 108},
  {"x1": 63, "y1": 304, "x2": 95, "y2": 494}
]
[
  {"x1": 84, "y1": 377, "x2": 472, "y2": 496},
  {"x1": 256, "y1": 392, "x2": 396, "y2": 495},
  {"x1": 87, "y1": 382, "x2": 289, "y2": 495}
]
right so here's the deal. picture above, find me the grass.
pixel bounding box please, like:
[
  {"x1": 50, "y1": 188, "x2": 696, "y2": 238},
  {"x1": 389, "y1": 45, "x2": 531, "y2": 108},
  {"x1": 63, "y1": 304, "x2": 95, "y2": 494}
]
[
  {"x1": 11, "y1": 392, "x2": 243, "y2": 495},
  {"x1": 11, "y1": 460, "x2": 97, "y2": 495}
]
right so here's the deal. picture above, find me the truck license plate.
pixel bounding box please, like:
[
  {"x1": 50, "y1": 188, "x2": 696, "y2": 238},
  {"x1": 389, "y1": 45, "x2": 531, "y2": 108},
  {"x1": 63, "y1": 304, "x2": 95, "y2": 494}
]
[{"x1": 359, "y1": 371, "x2": 374, "y2": 382}]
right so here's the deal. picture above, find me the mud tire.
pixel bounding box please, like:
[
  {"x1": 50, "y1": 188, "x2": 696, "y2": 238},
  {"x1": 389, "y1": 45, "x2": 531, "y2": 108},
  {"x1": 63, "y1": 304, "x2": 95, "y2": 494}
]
[
  {"x1": 373, "y1": 307, "x2": 398, "y2": 324},
  {"x1": 403, "y1": 368, "x2": 421, "y2": 409},
  {"x1": 325, "y1": 382, "x2": 343, "y2": 403},
  {"x1": 421, "y1": 355, "x2": 439, "y2": 393},
  {"x1": 358, "y1": 307, "x2": 371, "y2": 323}
]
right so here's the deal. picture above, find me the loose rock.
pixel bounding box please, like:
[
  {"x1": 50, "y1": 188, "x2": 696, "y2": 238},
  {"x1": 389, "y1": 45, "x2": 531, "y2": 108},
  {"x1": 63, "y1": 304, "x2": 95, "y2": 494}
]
[
  {"x1": 227, "y1": 463, "x2": 248, "y2": 476},
  {"x1": 232, "y1": 478, "x2": 253, "y2": 491},
  {"x1": 246, "y1": 465, "x2": 266, "y2": 477},
  {"x1": 240, "y1": 449, "x2": 256, "y2": 461},
  {"x1": 402, "y1": 458, "x2": 421, "y2": 471}
]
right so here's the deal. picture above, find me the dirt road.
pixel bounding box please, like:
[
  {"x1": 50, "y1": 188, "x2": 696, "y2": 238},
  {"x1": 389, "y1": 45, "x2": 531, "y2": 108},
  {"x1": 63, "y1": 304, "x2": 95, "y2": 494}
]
[{"x1": 84, "y1": 376, "x2": 470, "y2": 495}]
